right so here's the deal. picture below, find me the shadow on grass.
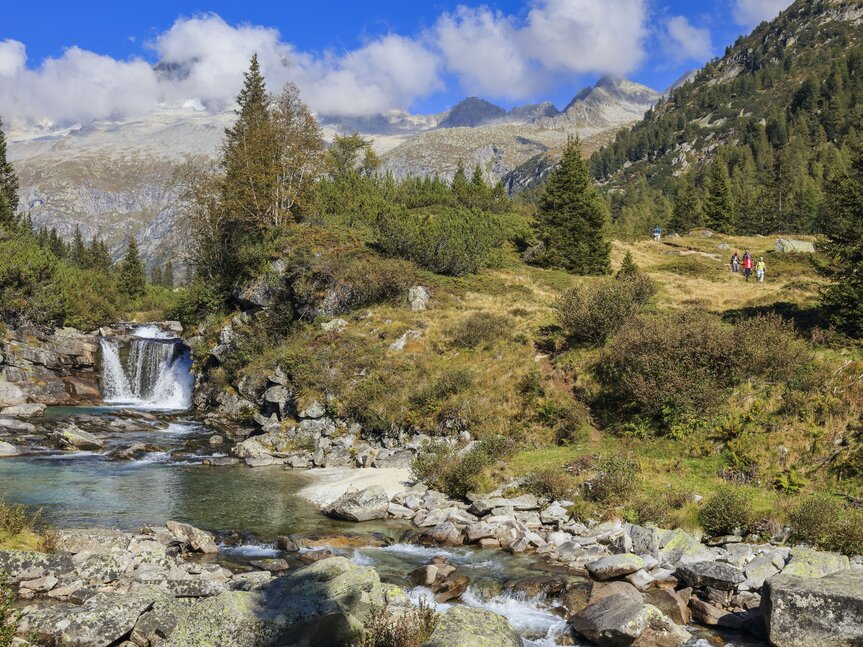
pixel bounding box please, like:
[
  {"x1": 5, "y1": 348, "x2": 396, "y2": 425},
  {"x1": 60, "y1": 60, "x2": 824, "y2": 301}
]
[{"x1": 721, "y1": 301, "x2": 829, "y2": 336}]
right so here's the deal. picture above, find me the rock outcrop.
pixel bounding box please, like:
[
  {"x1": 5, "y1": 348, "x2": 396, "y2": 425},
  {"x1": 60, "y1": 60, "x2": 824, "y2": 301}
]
[
  {"x1": 422, "y1": 605, "x2": 523, "y2": 647},
  {"x1": 762, "y1": 571, "x2": 863, "y2": 647},
  {"x1": 1, "y1": 326, "x2": 101, "y2": 405}
]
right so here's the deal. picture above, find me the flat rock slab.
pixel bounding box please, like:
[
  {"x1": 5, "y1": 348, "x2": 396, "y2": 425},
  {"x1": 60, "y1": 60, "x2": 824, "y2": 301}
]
[
  {"x1": 422, "y1": 605, "x2": 522, "y2": 647},
  {"x1": 763, "y1": 571, "x2": 863, "y2": 647},
  {"x1": 677, "y1": 561, "x2": 744, "y2": 591},
  {"x1": 586, "y1": 553, "x2": 645, "y2": 580},
  {"x1": 0, "y1": 550, "x2": 75, "y2": 583},
  {"x1": 324, "y1": 485, "x2": 389, "y2": 522},
  {"x1": 570, "y1": 594, "x2": 688, "y2": 647}
]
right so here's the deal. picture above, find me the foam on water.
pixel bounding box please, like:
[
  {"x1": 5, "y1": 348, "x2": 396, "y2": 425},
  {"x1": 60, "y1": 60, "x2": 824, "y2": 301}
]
[{"x1": 218, "y1": 544, "x2": 281, "y2": 558}]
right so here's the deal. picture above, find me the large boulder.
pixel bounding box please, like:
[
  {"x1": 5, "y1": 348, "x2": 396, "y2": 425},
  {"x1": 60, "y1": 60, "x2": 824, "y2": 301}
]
[
  {"x1": 0, "y1": 550, "x2": 75, "y2": 583},
  {"x1": 0, "y1": 380, "x2": 26, "y2": 407},
  {"x1": 586, "y1": 554, "x2": 645, "y2": 580},
  {"x1": 763, "y1": 571, "x2": 863, "y2": 647},
  {"x1": 0, "y1": 440, "x2": 20, "y2": 456},
  {"x1": 165, "y1": 520, "x2": 219, "y2": 554},
  {"x1": 422, "y1": 605, "x2": 522, "y2": 647},
  {"x1": 775, "y1": 239, "x2": 816, "y2": 254},
  {"x1": 166, "y1": 557, "x2": 385, "y2": 647},
  {"x1": 19, "y1": 590, "x2": 158, "y2": 646},
  {"x1": 1, "y1": 402, "x2": 46, "y2": 418},
  {"x1": 570, "y1": 594, "x2": 689, "y2": 647},
  {"x1": 324, "y1": 486, "x2": 389, "y2": 522},
  {"x1": 57, "y1": 425, "x2": 105, "y2": 451},
  {"x1": 676, "y1": 561, "x2": 744, "y2": 591},
  {"x1": 780, "y1": 546, "x2": 850, "y2": 578}
]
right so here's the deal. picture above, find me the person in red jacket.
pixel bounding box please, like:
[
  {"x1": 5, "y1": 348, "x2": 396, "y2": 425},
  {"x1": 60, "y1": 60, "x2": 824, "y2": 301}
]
[{"x1": 742, "y1": 250, "x2": 754, "y2": 281}]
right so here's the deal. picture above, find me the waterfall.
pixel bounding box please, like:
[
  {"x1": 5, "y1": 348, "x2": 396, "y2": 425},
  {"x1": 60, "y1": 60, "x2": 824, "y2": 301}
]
[{"x1": 99, "y1": 327, "x2": 194, "y2": 409}]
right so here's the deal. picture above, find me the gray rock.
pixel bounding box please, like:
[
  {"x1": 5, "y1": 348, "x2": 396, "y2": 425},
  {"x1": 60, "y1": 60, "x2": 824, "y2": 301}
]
[
  {"x1": 570, "y1": 595, "x2": 689, "y2": 647},
  {"x1": 165, "y1": 521, "x2": 218, "y2": 554},
  {"x1": 586, "y1": 554, "x2": 645, "y2": 580},
  {"x1": 0, "y1": 417, "x2": 37, "y2": 433},
  {"x1": 57, "y1": 425, "x2": 105, "y2": 450},
  {"x1": 0, "y1": 380, "x2": 26, "y2": 407},
  {"x1": 1, "y1": 403, "x2": 46, "y2": 418},
  {"x1": 781, "y1": 546, "x2": 850, "y2": 578},
  {"x1": 166, "y1": 556, "x2": 385, "y2": 647},
  {"x1": 0, "y1": 440, "x2": 21, "y2": 456},
  {"x1": 763, "y1": 571, "x2": 863, "y2": 647},
  {"x1": 0, "y1": 550, "x2": 75, "y2": 583},
  {"x1": 324, "y1": 486, "x2": 389, "y2": 522},
  {"x1": 677, "y1": 561, "x2": 744, "y2": 591},
  {"x1": 299, "y1": 400, "x2": 326, "y2": 419},
  {"x1": 320, "y1": 318, "x2": 348, "y2": 333},
  {"x1": 422, "y1": 605, "x2": 522, "y2": 647},
  {"x1": 390, "y1": 330, "x2": 421, "y2": 351},
  {"x1": 408, "y1": 286, "x2": 430, "y2": 312},
  {"x1": 19, "y1": 590, "x2": 158, "y2": 647},
  {"x1": 775, "y1": 239, "x2": 816, "y2": 254}
]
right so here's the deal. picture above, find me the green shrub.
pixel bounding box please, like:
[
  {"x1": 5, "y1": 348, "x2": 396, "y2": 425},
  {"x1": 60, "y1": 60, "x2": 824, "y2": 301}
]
[
  {"x1": 376, "y1": 206, "x2": 504, "y2": 276},
  {"x1": 627, "y1": 488, "x2": 691, "y2": 527},
  {"x1": 447, "y1": 312, "x2": 513, "y2": 348},
  {"x1": 412, "y1": 437, "x2": 514, "y2": 500},
  {"x1": 585, "y1": 455, "x2": 640, "y2": 505},
  {"x1": 0, "y1": 500, "x2": 30, "y2": 536},
  {"x1": 409, "y1": 368, "x2": 474, "y2": 409},
  {"x1": 558, "y1": 274, "x2": 655, "y2": 345},
  {"x1": 535, "y1": 397, "x2": 591, "y2": 446},
  {"x1": 595, "y1": 310, "x2": 810, "y2": 425},
  {"x1": 168, "y1": 280, "x2": 227, "y2": 328},
  {"x1": 699, "y1": 488, "x2": 753, "y2": 536},
  {"x1": 523, "y1": 468, "x2": 577, "y2": 501},
  {"x1": 790, "y1": 494, "x2": 863, "y2": 555},
  {"x1": 354, "y1": 600, "x2": 438, "y2": 647}
]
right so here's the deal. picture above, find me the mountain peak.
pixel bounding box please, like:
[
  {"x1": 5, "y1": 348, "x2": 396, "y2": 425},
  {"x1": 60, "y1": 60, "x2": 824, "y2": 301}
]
[{"x1": 438, "y1": 97, "x2": 506, "y2": 128}]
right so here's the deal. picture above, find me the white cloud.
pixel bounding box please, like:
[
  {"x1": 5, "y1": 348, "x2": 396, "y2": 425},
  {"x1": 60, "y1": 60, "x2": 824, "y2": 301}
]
[
  {"x1": 434, "y1": 0, "x2": 648, "y2": 99},
  {"x1": 665, "y1": 16, "x2": 713, "y2": 62},
  {"x1": 733, "y1": 0, "x2": 793, "y2": 28},
  {"x1": 0, "y1": 14, "x2": 441, "y2": 127}
]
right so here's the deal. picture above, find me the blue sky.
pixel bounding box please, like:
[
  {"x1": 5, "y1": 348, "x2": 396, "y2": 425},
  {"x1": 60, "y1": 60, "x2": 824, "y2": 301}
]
[{"x1": 0, "y1": 0, "x2": 792, "y2": 125}]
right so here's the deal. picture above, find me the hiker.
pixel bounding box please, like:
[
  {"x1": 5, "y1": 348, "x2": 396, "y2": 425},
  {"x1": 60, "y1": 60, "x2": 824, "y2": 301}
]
[
  {"x1": 756, "y1": 257, "x2": 766, "y2": 283},
  {"x1": 730, "y1": 252, "x2": 740, "y2": 273},
  {"x1": 742, "y1": 250, "x2": 754, "y2": 281},
  {"x1": 653, "y1": 225, "x2": 662, "y2": 242}
]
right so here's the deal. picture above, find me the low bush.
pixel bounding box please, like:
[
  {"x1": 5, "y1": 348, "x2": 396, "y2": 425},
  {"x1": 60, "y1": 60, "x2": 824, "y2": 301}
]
[
  {"x1": 790, "y1": 494, "x2": 863, "y2": 555},
  {"x1": 354, "y1": 600, "x2": 438, "y2": 647},
  {"x1": 698, "y1": 487, "x2": 753, "y2": 536},
  {"x1": 410, "y1": 368, "x2": 474, "y2": 409},
  {"x1": 557, "y1": 274, "x2": 655, "y2": 346},
  {"x1": 535, "y1": 397, "x2": 591, "y2": 446},
  {"x1": 584, "y1": 455, "x2": 640, "y2": 505},
  {"x1": 523, "y1": 468, "x2": 577, "y2": 501},
  {"x1": 377, "y1": 206, "x2": 504, "y2": 276},
  {"x1": 627, "y1": 488, "x2": 692, "y2": 527},
  {"x1": 447, "y1": 312, "x2": 513, "y2": 348},
  {"x1": 412, "y1": 436, "x2": 515, "y2": 500},
  {"x1": 0, "y1": 500, "x2": 30, "y2": 536},
  {"x1": 595, "y1": 310, "x2": 810, "y2": 426}
]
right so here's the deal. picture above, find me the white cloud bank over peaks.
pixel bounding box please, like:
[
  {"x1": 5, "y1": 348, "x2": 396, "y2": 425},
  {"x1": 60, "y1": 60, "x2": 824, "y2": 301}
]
[
  {"x1": 733, "y1": 0, "x2": 794, "y2": 28},
  {"x1": 434, "y1": 0, "x2": 648, "y2": 99},
  {"x1": 0, "y1": 2, "x2": 652, "y2": 127},
  {"x1": 0, "y1": 14, "x2": 442, "y2": 127}
]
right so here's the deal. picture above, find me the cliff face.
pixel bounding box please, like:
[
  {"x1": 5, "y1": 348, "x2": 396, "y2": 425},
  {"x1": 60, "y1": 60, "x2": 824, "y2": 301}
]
[{"x1": 0, "y1": 327, "x2": 101, "y2": 405}]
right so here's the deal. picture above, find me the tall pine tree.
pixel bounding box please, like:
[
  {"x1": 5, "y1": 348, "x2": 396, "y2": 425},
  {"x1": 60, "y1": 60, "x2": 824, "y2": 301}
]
[
  {"x1": 70, "y1": 225, "x2": 86, "y2": 267},
  {"x1": 703, "y1": 157, "x2": 735, "y2": 233},
  {"x1": 163, "y1": 260, "x2": 174, "y2": 289},
  {"x1": 0, "y1": 117, "x2": 18, "y2": 226},
  {"x1": 669, "y1": 180, "x2": 702, "y2": 234},
  {"x1": 118, "y1": 238, "x2": 146, "y2": 298},
  {"x1": 816, "y1": 148, "x2": 863, "y2": 337},
  {"x1": 533, "y1": 137, "x2": 610, "y2": 274}
]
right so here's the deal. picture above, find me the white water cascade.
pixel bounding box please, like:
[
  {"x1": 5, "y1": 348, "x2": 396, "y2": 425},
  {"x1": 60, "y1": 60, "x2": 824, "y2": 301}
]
[{"x1": 100, "y1": 327, "x2": 194, "y2": 409}]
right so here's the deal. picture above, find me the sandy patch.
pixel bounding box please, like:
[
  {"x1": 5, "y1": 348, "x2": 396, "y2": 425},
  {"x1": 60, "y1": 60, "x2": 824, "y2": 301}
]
[{"x1": 298, "y1": 467, "x2": 414, "y2": 507}]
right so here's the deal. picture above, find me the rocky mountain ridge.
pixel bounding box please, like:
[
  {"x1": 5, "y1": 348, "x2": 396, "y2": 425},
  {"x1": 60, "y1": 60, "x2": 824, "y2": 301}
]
[{"x1": 8, "y1": 77, "x2": 658, "y2": 266}]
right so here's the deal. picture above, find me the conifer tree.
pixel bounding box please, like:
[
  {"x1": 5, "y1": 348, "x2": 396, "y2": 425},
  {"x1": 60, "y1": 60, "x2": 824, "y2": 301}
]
[
  {"x1": 48, "y1": 228, "x2": 67, "y2": 258},
  {"x1": 163, "y1": 260, "x2": 174, "y2": 289},
  {"x1": 118, "y1": 238, "x2": 146, "y2": 298},
  {"x1": 616, "y1": 250, "x2": 639, "y2": 279},
  {"x1": 0, "y1": 117, "x2": 18, "y2": 226},
  {"x1": 533, "y1": 137, "x2": 610, "y2": 275},
  {"x1": 703, "y1": 158, "x2": 735, "y2": 234},
  {"x1": 88, "y1": 237, "x2": 113, "y2": 273},
  {"x1": 150, "y1": 265, "x2": 163, "y2": 287},
  {"x1": 70, "y1": 225, "x2": 86, "y2": 267},
  {"x1": 669, "y1": 181, "x2": 702, "y2": 234},
  {"x1": 451, "y1": 161, "x2": 470, "y2": 206},
  {"x1": 817, "y1": 149, "x2": 863, "y2": 337}
]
